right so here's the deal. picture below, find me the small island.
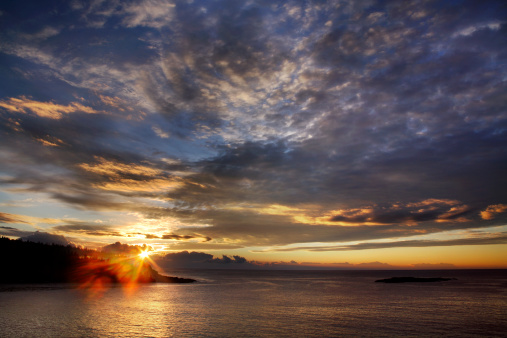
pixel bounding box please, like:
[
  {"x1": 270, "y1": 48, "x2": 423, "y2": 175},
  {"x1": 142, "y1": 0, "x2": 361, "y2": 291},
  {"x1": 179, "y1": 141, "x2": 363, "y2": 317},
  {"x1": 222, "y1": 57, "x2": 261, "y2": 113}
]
[
  {"x1": 0, "y1": 237, "x2": 195, "y2": 285},
  {"x1": 375, "y1": 277, "x2": 457, "y2": 283}
]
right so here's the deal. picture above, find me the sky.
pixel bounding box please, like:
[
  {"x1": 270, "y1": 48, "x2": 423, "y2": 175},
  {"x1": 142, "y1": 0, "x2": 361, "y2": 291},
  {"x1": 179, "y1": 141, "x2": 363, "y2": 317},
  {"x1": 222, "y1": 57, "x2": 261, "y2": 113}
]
[{"x1": 0, "y1": 0, "x2": 506, "y2": 269}]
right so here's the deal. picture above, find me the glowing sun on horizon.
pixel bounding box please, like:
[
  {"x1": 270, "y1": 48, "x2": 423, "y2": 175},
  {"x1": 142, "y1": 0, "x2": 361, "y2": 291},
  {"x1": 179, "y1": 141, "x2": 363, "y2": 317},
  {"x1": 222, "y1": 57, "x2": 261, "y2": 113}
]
[{"x1": 138, "y1": 251, "x2": 150, "y2": 259}]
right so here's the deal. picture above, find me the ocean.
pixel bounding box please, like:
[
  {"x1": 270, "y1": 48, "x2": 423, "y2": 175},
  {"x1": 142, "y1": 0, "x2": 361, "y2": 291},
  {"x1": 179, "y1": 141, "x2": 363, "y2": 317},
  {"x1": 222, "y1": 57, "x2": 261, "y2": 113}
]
[{"x1": 1, "y1": 269, "x2": 506, "y2": 337}]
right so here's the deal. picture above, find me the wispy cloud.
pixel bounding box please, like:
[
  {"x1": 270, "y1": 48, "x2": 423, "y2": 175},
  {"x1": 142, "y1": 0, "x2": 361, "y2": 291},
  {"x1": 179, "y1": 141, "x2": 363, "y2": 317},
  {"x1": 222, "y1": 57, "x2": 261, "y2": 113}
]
[
  {"x1": 78, "y1": 157, "x2": 183, "y2": 193},
  {"x1": 0, "y1": 96, "x2": 99, "y2": 119},
  {"x1": 261, "y1": 233, "x2": 507, "y2": 252}
]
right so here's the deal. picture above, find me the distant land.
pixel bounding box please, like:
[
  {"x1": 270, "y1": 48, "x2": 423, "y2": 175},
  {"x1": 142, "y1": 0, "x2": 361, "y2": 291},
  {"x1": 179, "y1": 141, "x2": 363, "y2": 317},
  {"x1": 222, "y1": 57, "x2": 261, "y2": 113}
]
[
  {"x1": 375, "y1": 277, "x2": 457, "y2": 283},
  {"x1": 0, "y1": 237, "x2": 195, "y2": 284}
]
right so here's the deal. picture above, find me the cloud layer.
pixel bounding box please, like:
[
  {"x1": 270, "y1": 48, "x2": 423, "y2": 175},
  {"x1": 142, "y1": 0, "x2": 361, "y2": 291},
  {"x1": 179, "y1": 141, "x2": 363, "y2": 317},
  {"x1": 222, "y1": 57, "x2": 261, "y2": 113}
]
[{"x1": 0, "y1": 0, "x2": 506, "y2": 264}]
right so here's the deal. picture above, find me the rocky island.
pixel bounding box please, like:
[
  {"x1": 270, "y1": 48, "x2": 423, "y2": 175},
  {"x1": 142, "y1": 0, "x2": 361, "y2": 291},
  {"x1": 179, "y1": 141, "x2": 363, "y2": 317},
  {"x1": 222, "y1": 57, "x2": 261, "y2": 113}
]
[{"x1": 375, "y1": 277, "x2": 456, "y2": 283}]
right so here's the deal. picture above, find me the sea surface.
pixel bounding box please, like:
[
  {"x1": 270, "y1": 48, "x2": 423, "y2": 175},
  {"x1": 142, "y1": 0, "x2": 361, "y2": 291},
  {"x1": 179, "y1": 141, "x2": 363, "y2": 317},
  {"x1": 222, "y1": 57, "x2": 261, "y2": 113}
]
[{"x1": 1, "y1": 269, "x2": 506, "y2": 337}]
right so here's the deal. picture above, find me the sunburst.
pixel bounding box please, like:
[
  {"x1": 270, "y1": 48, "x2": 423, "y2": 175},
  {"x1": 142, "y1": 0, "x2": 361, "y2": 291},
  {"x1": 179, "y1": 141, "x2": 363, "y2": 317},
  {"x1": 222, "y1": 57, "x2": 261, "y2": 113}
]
[{"x1": 138, "y1": 250, "x2": 150, "y2": 260}]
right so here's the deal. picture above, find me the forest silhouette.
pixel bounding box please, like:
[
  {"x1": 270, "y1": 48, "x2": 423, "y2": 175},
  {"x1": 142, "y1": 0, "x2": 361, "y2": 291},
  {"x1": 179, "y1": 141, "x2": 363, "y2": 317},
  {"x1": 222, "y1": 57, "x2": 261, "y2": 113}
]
[{"x1": 0, "y1": 237, "x2": 194, "y2": 284}]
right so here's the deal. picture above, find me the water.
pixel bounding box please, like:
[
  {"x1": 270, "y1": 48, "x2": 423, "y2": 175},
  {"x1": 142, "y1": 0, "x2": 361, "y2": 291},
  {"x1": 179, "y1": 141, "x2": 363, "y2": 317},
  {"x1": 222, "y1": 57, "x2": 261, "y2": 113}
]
[{"x1": 1, "y1": 269, "x2": 506, "y2": 337}]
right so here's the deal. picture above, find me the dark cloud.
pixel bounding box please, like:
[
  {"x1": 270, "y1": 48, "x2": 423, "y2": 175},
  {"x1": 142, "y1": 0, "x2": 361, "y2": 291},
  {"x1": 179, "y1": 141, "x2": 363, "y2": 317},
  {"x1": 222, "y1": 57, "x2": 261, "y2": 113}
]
[
  {"x1": 155, "y1": 251, "x2": 311, "y2": 270},
  {"x1": 143, "y1": 200, "x2": 507, "y2": 249},
  {"x1": 140, "y1": 232, "x2": 211, "y2": 241},
  {"x1": 0, "y1": 226, "x2": 33, "y2": 237},
  {"x1": 210, "y1": 255, "x2": 248, "y2": 264},
  {"x1": 329, "y1": 202, "x2": 475, "y2": 224},
  {"x1": 155, "y1": 251, "x2": 257, "y2": 269},
  {"x1": 155, "y1": 251, "x2": 213, "y2": 269},
  {"x1": 161, "y1": 234, "x2": 195, "y2": 240},
  {"x1": 0, "y1": 212, "x2": 28, "y2": 224},
  {"x1": 160, "y1": 233, "x2": 211, "y2": 242},
  {"x1": 20, "y1": 231, "x2": 73, "y2": 246},
  {"x1": 101, "y1": 242, "x2": 152, "y2": 255},
  {"x1": 52, "y1": 224, "x2": 123, "y2": 237}
]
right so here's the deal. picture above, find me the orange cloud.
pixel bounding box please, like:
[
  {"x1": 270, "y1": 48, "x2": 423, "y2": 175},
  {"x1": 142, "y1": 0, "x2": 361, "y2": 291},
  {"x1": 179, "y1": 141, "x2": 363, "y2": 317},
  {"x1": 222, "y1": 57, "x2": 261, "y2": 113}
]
[
  {"x1": 99, "y1": 95, "x2": 127, "y2": 111},
  {"x1": 35, "y1": 136, "x2": 65, "y2": 147},
  {"x1": 480, "y1": 204, "x2": 507, "y2": 220},
  {"x1": 406, "y1": 198, "x2": 460, "y2": 208},
  {"x1": 435, "y1": 205, "x2": 471, "y2": 223},
  {"x1": 0, "y1": 212, "x2": 64, "y2": 225},
  {"x1": 96, "y1": 178, "x2": 182, "y2": 193},
  {"x1": 0, "y1": 96, "x2": 99, "y2": 119},
  {"x1": 79, "y1": 157, "x2": 162, "y2": 177}
]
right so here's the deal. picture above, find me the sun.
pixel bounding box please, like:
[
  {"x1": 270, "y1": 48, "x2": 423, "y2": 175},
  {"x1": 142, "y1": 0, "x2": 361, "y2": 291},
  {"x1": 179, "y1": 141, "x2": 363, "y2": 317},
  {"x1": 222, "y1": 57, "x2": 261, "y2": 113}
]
[{"x1": 138, "y1": 251, "x2": 150, "y2": 260}]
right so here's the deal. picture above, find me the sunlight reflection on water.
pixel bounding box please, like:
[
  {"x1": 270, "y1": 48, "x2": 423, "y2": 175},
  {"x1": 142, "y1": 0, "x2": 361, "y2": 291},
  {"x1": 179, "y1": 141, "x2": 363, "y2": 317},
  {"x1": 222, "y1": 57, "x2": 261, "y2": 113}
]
[{"x1": 0, "y1": 270, "x2": 506, "y2": 337}]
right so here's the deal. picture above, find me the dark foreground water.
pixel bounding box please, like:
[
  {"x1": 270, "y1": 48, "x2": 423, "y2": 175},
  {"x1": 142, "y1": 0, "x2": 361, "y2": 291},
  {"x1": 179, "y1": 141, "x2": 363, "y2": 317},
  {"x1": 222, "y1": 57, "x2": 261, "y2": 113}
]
[{"x1": 1, "y1": 269, "x2": 506, "y2": 337}]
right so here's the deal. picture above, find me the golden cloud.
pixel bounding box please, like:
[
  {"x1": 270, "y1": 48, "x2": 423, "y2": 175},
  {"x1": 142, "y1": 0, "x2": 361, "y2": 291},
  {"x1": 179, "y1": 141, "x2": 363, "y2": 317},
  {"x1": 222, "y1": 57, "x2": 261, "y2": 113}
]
[
  {"x1": 35, "y1": 136, "x2": 65, "y2": 147},
  {"x1": 0, "y1": 96, "x2": 99, "y2": 119},
  {"x1": 95, "y1": 178, "x2": 182, "y2": 193},
  {"x1": 0, "y1": 212, "x2": 65, "y2": 226},
  {"x1": 406, "y1": 198, "x2": 460, "y2": 208},
  {"x1": 435, "y1": 205, "x2": 471, "y2": 223},
  {"x1": 79, "y1": 157, "x2": 162, "y2": 177},
  {"x1": 99, "y1": 95, "x2": 126, "y2": 111},
  {"x1": 197, "y1": 199, "x2": 474, "y2": 228},
  {"x1": 225, "y1": 204, "x2": 378, "y2": 226},
  {"x1": 79, "y1": 157, "x2": 182, "y2": 193},
  {"x1": 480, "y1": 204, "x2": 507, "y2": 220}
]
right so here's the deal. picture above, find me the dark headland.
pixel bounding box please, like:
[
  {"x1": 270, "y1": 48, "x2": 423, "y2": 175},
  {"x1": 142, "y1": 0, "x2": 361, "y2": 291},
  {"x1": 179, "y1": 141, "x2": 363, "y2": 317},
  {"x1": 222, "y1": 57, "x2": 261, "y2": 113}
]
[
  {"x1": 0, "y1": 237, "x2": 195, "y2": 284},
  {"x1": 375, "y1": 277, "x2": 457, "y2": 283}
]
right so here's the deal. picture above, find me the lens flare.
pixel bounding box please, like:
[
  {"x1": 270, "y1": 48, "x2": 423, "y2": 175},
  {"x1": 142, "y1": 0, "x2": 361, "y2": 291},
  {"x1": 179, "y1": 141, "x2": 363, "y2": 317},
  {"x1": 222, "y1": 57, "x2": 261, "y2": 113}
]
[{"x1": 71, "y1": 246, "x2": 164, "y2": 298}]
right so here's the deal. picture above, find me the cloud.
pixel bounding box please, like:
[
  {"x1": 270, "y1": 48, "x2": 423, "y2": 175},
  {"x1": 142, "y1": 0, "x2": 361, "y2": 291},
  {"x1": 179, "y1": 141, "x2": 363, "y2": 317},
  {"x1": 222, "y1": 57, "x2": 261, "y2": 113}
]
[
  {"x1": 78, "y1": 157, "x2": 183, "y2": 193},
  {"x1": 160, "y1": 233, "x2": 211, "y2": 242},
  {"x1": 155, "y1": 251, "x2": 303, "y2": 270},
  {"x1": 0, "y1": 212, "x2": 29, "y2": 224},
  {"x1": 265, "y1": 233, "x2": 507, "y2": 252},
  {"x1": 355, "y1": 262, "x2": 395, "y2": 269},
  {"x1": 480, "y1": 204, "x2": 507, "y2": 220},
  {"x1": 101, "y1": 241, "x2": 153, "y2": 255},
  {"x1": 0, "y1": 96, "x2": 99, "y2": 119},
  {"x1": 0, "y1": 212, "x2": 64, "y2": 226},
  {"x1": 156, "y1": 251, "x2": 458, "y2": 270},
  {"x1": 0, "y1": 226, "x2": 33, "y2": 237},
  {"x1": 52, "y1": 224, "x2": 123, "y2": 237},
  {"x1": 209, "y1": 255, "x2": 248, "y2": 264},
  {"x1": 329, "y1": 199, "x2": 474, "y2": 225},
  {"x1": 18, "y1": 26, "x2": 61, "y2": 40},
  {"x1": 152, "y1": 126, "x2": 170, "y2": 138},
  {"x1": 411, "y1": 263, "x2": 456, "y2": 269},
  {"x1": 156, "y1": 251, "x2": 260, "y2": 269},
  {"x1": 78, "y1": 157, "x2": 163, "y2": 177},
  {"x1": 452, "y1": 21, "x2": 504, "y2": 38},
  {"x1": 99, "y1": 95, "x2": 127, "y2": 111},
  {"x1": 155, "y1": 251, "x2": 214, "y2": 269},
  {"x1": 20, "y1": 231, "x2": 73, "y2": 246},
  {"x1": 0, "y1": 0, "x2": 506, "y2": 259},
  {"x1": 35, "y1": 136, "x2": 65, "y2": 147},
  {"x1": 120, "y1": 0, "x2": 175, "y2": 28}
]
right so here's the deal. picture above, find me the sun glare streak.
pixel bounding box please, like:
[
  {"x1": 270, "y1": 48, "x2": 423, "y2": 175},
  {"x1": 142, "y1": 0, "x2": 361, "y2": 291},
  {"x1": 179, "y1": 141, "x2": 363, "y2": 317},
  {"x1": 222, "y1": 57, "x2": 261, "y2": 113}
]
[
  {"x1": 73, "y1": 247, "x2": 162, "y2": 298},
  {"x1": 138, "y1": 250, "x2": 165, "y2": 275},
  {"x1": 139, "y1": 251, "x2": 150, "y2": 259}
]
